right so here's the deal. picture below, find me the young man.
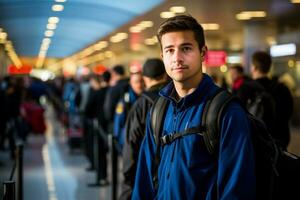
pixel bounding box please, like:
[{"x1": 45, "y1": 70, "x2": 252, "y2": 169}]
[
  {"x1": 120, "y1": 58, "x2": 168, "y2": 200},
  {"x1": 132, "y1": 15, "x2": 256, "y2": 199}
]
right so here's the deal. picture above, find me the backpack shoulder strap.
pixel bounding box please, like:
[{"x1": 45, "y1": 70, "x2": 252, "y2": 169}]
[
  {"x1": 202, "y1": 89, "x2": 235, "y2": 154},
  {"x1": 150, "y1": 96, "x2": 168, "y2": 189},
  {"x1": 141, "y1": 91, "x2": 158, "y2": 104},
  {"x1": 150, "y1": 96, "x2": 168, "y2": 143}
]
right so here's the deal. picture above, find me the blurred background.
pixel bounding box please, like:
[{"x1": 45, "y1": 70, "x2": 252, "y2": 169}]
[{"x1": 0, "y1": 0, "x2": 300, "y2": 200}]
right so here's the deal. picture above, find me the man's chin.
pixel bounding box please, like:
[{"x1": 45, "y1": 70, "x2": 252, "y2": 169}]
[{"x1": 172, "y1": 76, "x2": 187, "y2": 83}]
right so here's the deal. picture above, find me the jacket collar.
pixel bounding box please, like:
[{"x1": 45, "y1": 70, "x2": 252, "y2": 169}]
[{"x1": 159, "y1": 73, "x2": 218, "y2": 109}]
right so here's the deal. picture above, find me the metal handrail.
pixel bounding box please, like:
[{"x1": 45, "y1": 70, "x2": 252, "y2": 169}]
[{"x1": 2, "y1": 142, "x2": 23, "y2": 200}]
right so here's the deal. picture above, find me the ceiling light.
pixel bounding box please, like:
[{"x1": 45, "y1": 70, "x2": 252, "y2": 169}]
[
  {"x1": 291, "y1": 0, "x2": 300, "y2": 3},
  {"x1": 145, "y1": 38, "x2": 156, "y2": 45},
  {"x1": 94, "y1": 41, "x2": 108, "y2": 50},
  {"x1": 38, "y1": 50, "x2": 47, "y2": 57},
  {"x1": 160, "y1": 11, "x2": 175, "y2": 19},
  {"x1": 249, "y1": 11, "x2": 267, "y2": 17},
  {"x1": 145, "y1": 36, "x2": 158, "y2": 45},
  {"x1": 98, "y1": 41, "x2": 108, "y2": 47},
  {"x1": 82, "y1": 48, "x2": 93, "y2": 57},
  {"x1": 201, "y1": 23, "x2": 220, "y2": 30},
  {"x1": 170, "y1": 6, "x2": 186, "y2": 13},
  {"x1": 117, "y1": 32, "x2": 128, "y2": 39},
  {"x1": 130, "y1": 26, "x2": 142, "y2": 33},
  {"x1": 139, "y1": 21, "x2": 153, "y2": 28},
  {"x1": 41, "y1": 42, "x2": 50, "y2": 49},
  {"x1": 55, "y1": 0, "x2": 67, "y2": 2},
  {"x1": 236, "y1": 13, "x2": 251, "y2": 20},
  {"x1": 0, "y1": 32, "x2": 7, "y2": 40},
  {"x1": 47, "y1": 23, "x2": 57, "y2": 30},
  {"x1": 41, "y1": 45, "x2": 49, "y2": 51},
  {"x1": 42, "y1": 38, "x2": 51, "y2": 45},
  {"x1": 110, "y1": 32, "x2": 128, "y2": 43},
  {"x1": 52, "y1": 4, "x2": 64, "y2": 12},
  {"x1": 236, "y1": 11, "x2": 266, "y2": 20},
  {"x1": 48, "y1": 17, "x2": 60, "y2": 24},
  {"x1": 45, "y1": 30, "x2": 54, "y2": 37},
  {"x1": 110, "y1": 37, "x2": 121, "y2": 43},
  {"x1": 105, "y1": 51, "x2": 113, "y2": 58}
]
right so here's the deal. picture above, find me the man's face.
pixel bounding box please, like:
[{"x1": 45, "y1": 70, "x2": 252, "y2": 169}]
[
  {"x1": 160, "y1": 31, "x2": 205, "y2": 84},
  {"x1": 130, "y1": 73, "x2": 144, "y2": 95}
]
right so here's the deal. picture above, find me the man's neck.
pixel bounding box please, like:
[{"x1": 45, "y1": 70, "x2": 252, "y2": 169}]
[
  {"x1": 173, "y1": 73, "x2": 203, "y2": 98},
  {"x1": 146, "y1": 79, "x2": 165, "y2": 90},
  {"x1": 253, "y1": 72, "x2": 268, "y2": 80}
]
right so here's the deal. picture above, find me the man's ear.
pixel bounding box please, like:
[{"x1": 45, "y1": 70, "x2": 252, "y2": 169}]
[
  {"x1": 160, "y1": 52, "x2": 163, "y2": 59},
  {"x1": 200, "y1": 46, "x2": 207, "y2": 58}
]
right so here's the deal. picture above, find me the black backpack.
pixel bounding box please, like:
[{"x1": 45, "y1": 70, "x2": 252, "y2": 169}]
[{"x1": 150, "y1": 89, "x2": 300, "y2": 200}]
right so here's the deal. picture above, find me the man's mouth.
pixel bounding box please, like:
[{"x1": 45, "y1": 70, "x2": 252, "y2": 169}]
[{"x1": 172, "y1": 66, "x2": 188, "y2": 71}]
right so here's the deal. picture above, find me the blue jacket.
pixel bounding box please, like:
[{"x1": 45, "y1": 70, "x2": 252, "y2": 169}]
[
  {"x1": 114, "y1": 86, "x2": 139, "y2": 151},
  {"x1": 132, "y1": 74, "x2": 256, "y2": 200}
]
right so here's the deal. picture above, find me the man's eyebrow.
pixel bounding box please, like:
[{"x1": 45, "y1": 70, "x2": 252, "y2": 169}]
[
  {"x1": 163, "y1": 45, "x2": 174, "y2": 50},
  {"x1": 164, "y1": 43, "x2": 193, "y2": 50},
  {"x1": 180, "y1": 42, "x2": 193, "y2": 46}
]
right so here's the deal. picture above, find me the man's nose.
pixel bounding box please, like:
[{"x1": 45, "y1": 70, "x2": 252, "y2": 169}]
[{"x1": 173, "y1": 49, "x2": 183, "y2": 63}]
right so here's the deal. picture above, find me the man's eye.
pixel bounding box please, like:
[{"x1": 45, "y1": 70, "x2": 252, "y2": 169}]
[
  {"x1": 165, "y1": 49, "x2": 174, "y2": 54},
  {"x1": 182, "y1": 47, "x2": 191, "y2": 52}
]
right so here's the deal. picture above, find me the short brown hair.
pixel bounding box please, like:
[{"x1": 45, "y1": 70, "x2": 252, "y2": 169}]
[
  {"x1": 157, "y1": 15, "x2": 205, "y2": 50},
  {"x1": 252, "y1": 51, "x2": 272, "y2": 74},
  {"x1": 230, "y1": 64, "x2": 244, "y2": 74}
]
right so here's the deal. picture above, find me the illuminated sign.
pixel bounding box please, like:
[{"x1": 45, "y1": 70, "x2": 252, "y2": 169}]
[
  {"x1": 7, "y1": 64, "x2": 32, "y2": 75},
  {"x1": 270, "y1": 43, "x2": 296, "y2": 57},
  {"x1": 204, "y1": 51, "x2": 227, "y2": 67},
  {"x1": 93, "y1": 65, "x2": 107, "y2": 75}
]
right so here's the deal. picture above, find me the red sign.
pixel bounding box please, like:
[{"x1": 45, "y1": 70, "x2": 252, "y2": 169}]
[
  {"x1": 93, "y1": 65, "x2": 107, "y2": 75},
  {"x1": 204, "y1": 51, "x2": 227, "y2": 67},
  {"x1": 7, "y1": 64, "x2": 32, "y2": 75}
]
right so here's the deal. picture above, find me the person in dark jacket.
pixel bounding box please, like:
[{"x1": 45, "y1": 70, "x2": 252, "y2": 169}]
[
  {"x1": 119, "y1": 58, "x2": 168, "y2": 200},
  {"x1": 250, "y1": 51, "x2": 293, "y2": 149},
  {"x1": 113, "y1": 71, "x2": 144, "y2": 152},
  {"x1": 103, "y1": 65, "x2": 129, "y2": 132},
  {"x1": 132, "y1": 15, "x2": 255, "y2": 200},
  {"x1": 84, "y1": 72, "x2": 111, "y2": 183}
]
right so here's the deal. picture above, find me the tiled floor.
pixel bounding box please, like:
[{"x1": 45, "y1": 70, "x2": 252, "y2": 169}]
[{"x1": 1, "y1": 105, "x2": 116, "y2": 200}]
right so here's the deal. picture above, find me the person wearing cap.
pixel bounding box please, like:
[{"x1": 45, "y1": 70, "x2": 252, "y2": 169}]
[{"x1": 119, "y1": 58, "x2": 168, "y2": 200}]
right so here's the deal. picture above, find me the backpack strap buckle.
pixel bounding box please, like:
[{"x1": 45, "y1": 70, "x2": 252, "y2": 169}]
[{"x1": 160, "y1": 134, "x2": 173, "y2": 146}]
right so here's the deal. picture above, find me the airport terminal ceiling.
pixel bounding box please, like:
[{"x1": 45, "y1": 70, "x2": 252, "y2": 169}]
[{"x1": 0, "y1": 0, "x2": 300, "y2": 69}]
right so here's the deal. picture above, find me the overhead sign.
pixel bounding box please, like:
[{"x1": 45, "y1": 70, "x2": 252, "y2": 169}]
[
  {"x1": 204, "y1": 51, "x2": 227, "y2": 67},
  {"x1": 7, "y1": 64, "x2": 32, "y2": 75},
  {"x1": 270, "y1": 43, "x2": 296, "y2": 57},
  {"x1": 93, "y1": 65, "x2": 107, "y2": 75}
]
